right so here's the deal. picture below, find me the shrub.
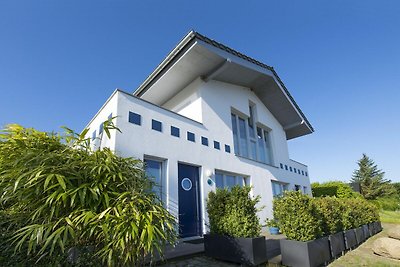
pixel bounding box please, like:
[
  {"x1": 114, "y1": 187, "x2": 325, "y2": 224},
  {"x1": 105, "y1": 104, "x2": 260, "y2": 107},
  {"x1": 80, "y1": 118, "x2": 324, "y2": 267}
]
[
  {"x1": 314, "y1": 197, "x2": 344, "y2": 235},
  {"x1": 0, "y1": 124, "x2": 177, "y2": 266},
  {"x1": 340, "y1": 198, "x2": 379, "y2": 229},
  {"x1": 311, "y1": 181, "x2": 361, "y2": 198},
  {"x1": 273, "y1": 191, "x2": 323, "y2": 241},
  {"x1": 207, "y1": 186, "x2": 261, "y2": 238},
  {"x1": 370, "y1": 197, "x2": 400, "y2": 211}
]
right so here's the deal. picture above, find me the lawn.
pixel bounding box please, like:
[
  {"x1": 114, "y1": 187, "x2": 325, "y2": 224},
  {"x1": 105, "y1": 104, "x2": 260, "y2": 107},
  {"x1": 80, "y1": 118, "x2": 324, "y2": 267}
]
[{"x1": 380, "y1": 210, "x2": 400, "y2": 224}]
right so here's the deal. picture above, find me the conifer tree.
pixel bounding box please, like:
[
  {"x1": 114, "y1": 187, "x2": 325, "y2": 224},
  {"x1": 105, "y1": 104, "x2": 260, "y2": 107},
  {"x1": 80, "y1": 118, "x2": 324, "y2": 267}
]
[{"x1": 351, "y1": 154, "x2": 395, "y2": 199}]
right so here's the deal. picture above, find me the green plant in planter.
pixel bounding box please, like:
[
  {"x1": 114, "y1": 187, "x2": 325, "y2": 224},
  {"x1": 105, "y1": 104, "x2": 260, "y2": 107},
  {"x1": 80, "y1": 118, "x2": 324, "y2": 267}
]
[
  {"x1": 314, "y1": 197, "x2": 344, "y2": 235},
  {"x1": 273, "y1": 191, "x2": 323, "y2": 241},
  {"x1": 207, "y1": 186, "x2": 261, "y2": 238}
]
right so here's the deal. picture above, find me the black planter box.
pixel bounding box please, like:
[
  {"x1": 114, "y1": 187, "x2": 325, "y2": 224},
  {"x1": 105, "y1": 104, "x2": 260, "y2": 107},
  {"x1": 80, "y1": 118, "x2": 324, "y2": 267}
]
[
  {"x1": 362, "y1": 224, "x2": 370, "y2": 239},
  {"x1": 204, "y1": 234, "x2": 267, "y2": 266},
  {"x1": 344, "y1": 229, "x2": 357, "y2": 249},
  {"x1": 280, "y1": 237, "x2": 331, "y2": 267},
  {"x1": 368, "y1": 223, "x2": 375, "y2": 236},
  {"x1": 355, "y1": 227, "x2": 365, "y2": 244},
  {"x1": 328, "y1": 232, "x2": 346, "y2": 258},
  {"x1": 376, "y1": 221, "x2": 382, "y2": 232}
]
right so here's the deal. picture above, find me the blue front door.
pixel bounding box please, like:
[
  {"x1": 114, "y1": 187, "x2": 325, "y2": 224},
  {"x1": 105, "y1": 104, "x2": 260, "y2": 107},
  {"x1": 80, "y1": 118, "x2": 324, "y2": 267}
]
[{"x1": 178, "y1": 163, "x2": 202, "y2": 238}]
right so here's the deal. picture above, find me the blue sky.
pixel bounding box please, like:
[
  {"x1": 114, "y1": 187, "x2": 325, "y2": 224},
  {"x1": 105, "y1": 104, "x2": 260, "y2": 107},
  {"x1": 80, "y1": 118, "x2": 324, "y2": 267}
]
[{"x1": 1, "y1": 1, "x2": 399, "y2": 183}]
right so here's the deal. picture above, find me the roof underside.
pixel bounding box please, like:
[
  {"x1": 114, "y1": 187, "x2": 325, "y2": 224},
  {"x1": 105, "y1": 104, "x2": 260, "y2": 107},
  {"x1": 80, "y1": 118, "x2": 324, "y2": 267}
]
[{"x1": 134, "y1": 31, "x2": 313, "y2": 140}]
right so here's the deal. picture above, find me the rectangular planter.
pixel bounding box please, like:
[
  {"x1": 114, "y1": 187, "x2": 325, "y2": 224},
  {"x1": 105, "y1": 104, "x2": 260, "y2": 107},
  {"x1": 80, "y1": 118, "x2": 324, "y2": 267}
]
[
  {"x1": 376, "y1": 221, "x2": 383, "y2": 232},
  {"x1": 362, "y1": 224, "x2": 370, "y2": 239},
  {"x1": 368, "y1": 223, "x2": 375, "y2": 236},
  {"x1": 355, "y1": 227, "x2": 365, "y2": 244},
  {"x1": 344, "y1": 229, "x2": 357, "y2": 249},
  {"x1": 329, "y1": 232, "x2": 346, "y2": 258},
  {"x1": 204, "y1": 234, "x2": 267, "y2": 266},
  {"x1": 280, "y1": 237, "x2": 331, "y2": 267}
]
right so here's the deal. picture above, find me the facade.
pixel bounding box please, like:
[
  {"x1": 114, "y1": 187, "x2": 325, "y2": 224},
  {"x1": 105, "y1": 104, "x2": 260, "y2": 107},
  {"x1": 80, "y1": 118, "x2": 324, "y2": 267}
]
[{"x1": 85, "y1": 31, "x2": 314, "y2": 238}]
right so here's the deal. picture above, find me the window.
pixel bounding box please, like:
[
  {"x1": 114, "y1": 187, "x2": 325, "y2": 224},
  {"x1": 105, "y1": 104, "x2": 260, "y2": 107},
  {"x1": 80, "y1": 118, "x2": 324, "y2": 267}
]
[
  {"x1": 129, "y1": 112, "x2": 141, "y2": 125},
  {"x1": 225, "y1": 144, "x2": 231, "y2": 153},
  {"x1": 289, "y1": 167, "x2": 293, "y2": 172},
  {"x1": 171, "y1": 126, "x2": 180, "y2": 137},
  {"x1": 92, "y1": 130, "x2": 96, "y2": 141},
  {"x1": 305, "y1": 172, "x2": 308, "y2": 176},
  {"x1": 294, "y1": 168, "x2": 297, "y2": 173},
  {"x1": 201, "y1": 136, "x2": 208, "y2": 146},
  {"x1": 144, "y1": 158, "x2": 163, "y2": 201},
  {"x1": 215, "y1": 171, "x2": 249, "y2": 190},
  {"x1": 214, "y1": 141, "x2": 220, "y2": 150},
  {"x1": 99, "y1": 123, "x2": 103, "y2": 134},
  {"x1": 295, "y1": 184, "x2": 301, "y2": 191},
  {"x1": 280, "y1": 163, "x2": 283, "y2": 169},
  {"x1": 152, "y1": 119, "x2": 162, "y2": 132},
  {"x1": 285, "y1": 165, "x2": 288, "y2": 170},
  {"x1": 231, "y1": 107, "x2": 273, "y2": 164},
  {"x1": 108, "y1": 113, "x2": 112, "y2": 120},
  {"x1": 302, "y1": 170, "x2": 304, "y2": 175},
  {"x1": 303, "y1": 186, "x2": 307, "y2": 194},
  {"x1": 187, "y1": 131, "x2": 195, "y2": 142},
  {"x1": 271, "y1": 181, "x2": 288, "y2": 197}
]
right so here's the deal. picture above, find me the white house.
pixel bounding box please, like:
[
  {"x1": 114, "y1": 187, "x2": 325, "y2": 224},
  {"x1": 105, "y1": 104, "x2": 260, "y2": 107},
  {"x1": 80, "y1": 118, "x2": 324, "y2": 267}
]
[{"x1": 84, "y1": 31, "x2": 314, "y2": 239}]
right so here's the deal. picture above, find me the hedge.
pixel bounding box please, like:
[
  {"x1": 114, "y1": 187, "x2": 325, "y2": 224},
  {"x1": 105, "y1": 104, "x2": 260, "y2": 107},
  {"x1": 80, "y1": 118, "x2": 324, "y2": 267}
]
[
  {"x1": 206, "y1": 186, "x2": 261, "y2": 238},
  {"x1": 311, "y1": 181, "x2": 361, "y2": 198},
  {"x1": 273, "y1": 191, "x2": 379, "y2": 241}
]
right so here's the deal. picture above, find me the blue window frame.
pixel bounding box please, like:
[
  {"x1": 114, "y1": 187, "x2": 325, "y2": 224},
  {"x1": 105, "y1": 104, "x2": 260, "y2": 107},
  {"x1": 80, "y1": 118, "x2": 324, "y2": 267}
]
[
  {"x1": 214, "y1": 141, "x2": 220, "y2": 150},
  {"x1": 99, "y1": 123, "x2": 104, "y2": 134},
  {"x1": 187, "y1": 131, "x2": 195, "y2": 142},
  {"x1": 280, "y1": 163, "x2": 283, "y2": 169},
  {"x1": 201, "y1": 136, "x2": 208, "y2": 146},
  {"x1": 152, "y1": 119, "x2": 162, "y2": 132},
  {"x1": 91, "y1": 130, "x2": 96, "y2": 141},
  {"x1": 171, "y1": 126, "x2": 180, "y2": 137},
  {"x1": 285, "y1": 165, "x2": 288, "y2": 171},
  {"x1": 129, "y1": 112, "x2": 141, "y2": 125},
  {"x1": 225, "y1": 144, "x2": 231, "y2": 153}
]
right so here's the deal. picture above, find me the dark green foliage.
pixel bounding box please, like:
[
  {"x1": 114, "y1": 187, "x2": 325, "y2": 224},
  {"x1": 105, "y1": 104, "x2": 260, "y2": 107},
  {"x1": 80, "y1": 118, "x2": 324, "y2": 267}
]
[
  {"x1": 273, "y1": 191, "x2": 323, "y2": 241},
  {"x1": 0, "y1": 123, "x2": 177, "y2": 266},
  {"x1": 207, "y1": 186, "x2": 261, "y2": 238},
  {"x1": 273, "y1": 191, "x2": 380, "y2": 241},
  {"x1": 311, "y1": 181, "x2": 361, "y2": 198},
  {"x1": 351, "y1": 154, "x2": 396, "y2": 200}
]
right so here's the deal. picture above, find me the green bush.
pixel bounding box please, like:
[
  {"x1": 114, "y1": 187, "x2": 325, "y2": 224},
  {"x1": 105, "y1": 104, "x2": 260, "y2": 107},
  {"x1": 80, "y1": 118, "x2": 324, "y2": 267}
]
[
  {"x1": 311, "y1": 181, "x2": 361, "y2": 198},
  {"x1": 0, "y1": 124, "x2": 177, "y2": 266},
  {"x1": 370, "y1": 197, "x2": 400, "y2": 211},
  {"x1": 207, "y1": 186, "x2": 261, "y2": 238},
  {"x1": 340, "y1": 198, "x2": 379, "y2": 229},
  {"x1": 314, "y1": 197, "x2": 344, "y2": 235},
  {"x1": 273, "y1": 191, "x2": 323, "y2": 241}
]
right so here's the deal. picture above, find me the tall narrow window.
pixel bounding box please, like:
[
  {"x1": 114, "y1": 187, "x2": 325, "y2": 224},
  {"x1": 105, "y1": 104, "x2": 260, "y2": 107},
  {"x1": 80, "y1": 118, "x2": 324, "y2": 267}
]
[
  {"x1": 231, "y1": 114, "x2": 239, "y2": 154},
  {"x1": 257, "y1": 127, "x2": 266, "y2": 163},
  {"x1": 144, "y1": 159, "x2": 162, "y2": 201},
  {"x1": 238, "y1": 117, "x2": 248, "y2": 157},
  {"x1": 264, "y1": 130, "x2": 272, "y2": 164}
]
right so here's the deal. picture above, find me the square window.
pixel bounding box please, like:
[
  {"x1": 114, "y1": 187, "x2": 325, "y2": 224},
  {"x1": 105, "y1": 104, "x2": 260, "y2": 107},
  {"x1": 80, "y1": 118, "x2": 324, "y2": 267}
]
[
  {"x1": 92, "y1": 130, "x2": 96, "y2": 141},
  {"x1": 285, "y1": 165, "x2": 288, "y2": 170},
  {"x1": 214, "y1": 141, "x2": 220, "y2": 150},
  {"x1": 201, "y1": 136, "x2": 208, "y2": 146},
  {"x1": 129, "y1": 112, "x2": 141, "y2": 125},
  {"x1": 305, "y1": 172, "x2": 308, "y2": 176},
  {"x1": 294, "y1": 168, "x2": 297, "y2": 173},
  {"x1": 171, "y1": 126, "x2": 180, "y2": 137},
  {"x1": 225, "y1": 144, "x2": 231, "y2": 153},
  {"x1": 289, "y1": 167, "x2": 293, "y2": 172},
  {"x1": 302, "y1": 170, "x2": 304, "y2": 175},
  {"x1": 152, "y1": 119, "x2": 162, "y2": 132},
  {"x1": 108, "y1": 113, "x2": 113, "y2": 120},
  {"x1": 280, "y1": 163, "x2": 283, "y2": 169},
  {"x1": 187, "y1": 131, "x2": 195, "y2": 142}
]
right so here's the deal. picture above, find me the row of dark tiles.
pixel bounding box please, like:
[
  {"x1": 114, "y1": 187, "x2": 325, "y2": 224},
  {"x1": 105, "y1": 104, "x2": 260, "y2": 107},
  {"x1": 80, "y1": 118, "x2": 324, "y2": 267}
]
[{"x1": 128, "y1": 111, "x2": 232, "y2": 153}]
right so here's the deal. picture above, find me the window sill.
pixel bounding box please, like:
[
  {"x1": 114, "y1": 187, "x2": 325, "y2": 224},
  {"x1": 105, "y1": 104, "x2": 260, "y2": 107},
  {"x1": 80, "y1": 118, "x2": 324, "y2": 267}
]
[{"x1": 235, "y1": 154, "x2": 279, "y2": 169}]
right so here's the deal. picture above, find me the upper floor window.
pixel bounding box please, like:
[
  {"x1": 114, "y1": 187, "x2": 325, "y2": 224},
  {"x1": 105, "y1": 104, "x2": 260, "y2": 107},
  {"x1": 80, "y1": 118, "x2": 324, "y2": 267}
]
[
  {"x1": 271, "y1": 181, "x2": 288, "y2": 197},
  {"x1": 215, "y1": 170, "x2": 249, "y2": 190},
  {"x1": 231, "y1": 105, "x2": 273, "y2": 165},
  {"x1": 151, "y1": 119, "x2": 162, "y2": 132}
]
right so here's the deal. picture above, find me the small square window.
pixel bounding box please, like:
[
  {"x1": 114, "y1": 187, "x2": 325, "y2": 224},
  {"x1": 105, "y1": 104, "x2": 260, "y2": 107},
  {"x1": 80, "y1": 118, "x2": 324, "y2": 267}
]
[
  {"x1": 171, "y1": 126, "x2": 180, "y2": 137},
  {"x1": 289, "y1": 167, "x2": 293, "y2": 172},
  {"x1": 225, "y1": 144, "x2": 231, "y2": 153},
  {"x1": 294, "y1": 168, "x2": 297, "y2": 173},
  {"x1": 108, "y1": 113, "x2": 113, "y2": 120},
  {"x1": 152, "y1": 119, "x2": 162, "y2": 132},
  {"x1": 280, "y1": 163, "x2": 283, "y2": 169},
  {"x1": 285, "y1": 165, "x2": 288, "y2": 170},
  {"x1": 214, "y1": 141, "x2": 220, "y2": 150},
  {"x1": 298, "y1": 169, "x2": 301, "y2": 174},
  {"x1": 302, "y1": 170, "x2": 304, "y2": 175},
  {"x1": 92, "y1": 130, "x2": 96, "y2": 141},
  {"x1": 201, "y1": 136, "x2": 208, "y2": 146},
  {"x1": 187, "y1": 131, "x2": 195, "y2": 142},
  {"x1": 129, "y1": 112, "x2": 141, "y2": 125},
  {"x1": 305, "y1": 172, "x2": 308, "y2": 176}
]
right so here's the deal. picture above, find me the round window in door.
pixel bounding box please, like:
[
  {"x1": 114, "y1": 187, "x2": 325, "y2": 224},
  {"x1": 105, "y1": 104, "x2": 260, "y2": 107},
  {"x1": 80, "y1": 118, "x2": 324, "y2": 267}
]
[{"x1": 181, "y1": 178, "x2": 193, "y2": 191}]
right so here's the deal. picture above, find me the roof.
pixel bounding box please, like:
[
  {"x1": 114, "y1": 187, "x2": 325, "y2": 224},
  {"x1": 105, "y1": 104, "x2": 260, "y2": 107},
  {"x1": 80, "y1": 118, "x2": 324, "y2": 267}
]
[{"x1": 133, "y1": 31, "x2": 314, "y2": 137}]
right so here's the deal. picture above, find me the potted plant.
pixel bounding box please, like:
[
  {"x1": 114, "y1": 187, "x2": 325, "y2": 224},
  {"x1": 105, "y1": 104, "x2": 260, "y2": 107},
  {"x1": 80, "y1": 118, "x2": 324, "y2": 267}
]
[
  {"x1": 274, "y1": 191, "x2": 331, "y2": 267},
  {"x1": 265, "y1": 218, "x2": 280, "y2": 235},
  {"x1": 204, "y1": 186, "x2": 267, "y2": 266}
]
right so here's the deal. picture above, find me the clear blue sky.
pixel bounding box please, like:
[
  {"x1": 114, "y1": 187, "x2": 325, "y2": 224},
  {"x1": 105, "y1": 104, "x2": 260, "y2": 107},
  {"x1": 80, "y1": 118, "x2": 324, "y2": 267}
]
[{"x1": 1, "y1": 1, "x2": 399, "y2": 183}]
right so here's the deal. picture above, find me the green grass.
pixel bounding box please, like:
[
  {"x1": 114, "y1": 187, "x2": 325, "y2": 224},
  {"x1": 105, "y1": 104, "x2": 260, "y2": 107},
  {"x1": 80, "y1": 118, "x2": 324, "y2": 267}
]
[{"x1": 380, "y1": 210, "x2": 400, "y2": 224}]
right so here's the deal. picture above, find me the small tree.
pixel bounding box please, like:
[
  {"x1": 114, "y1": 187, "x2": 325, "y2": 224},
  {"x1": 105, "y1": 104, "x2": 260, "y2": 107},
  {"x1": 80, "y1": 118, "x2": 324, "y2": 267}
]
[{"x1": 351, "y1": 154, "x2": 396, "y2": 200}]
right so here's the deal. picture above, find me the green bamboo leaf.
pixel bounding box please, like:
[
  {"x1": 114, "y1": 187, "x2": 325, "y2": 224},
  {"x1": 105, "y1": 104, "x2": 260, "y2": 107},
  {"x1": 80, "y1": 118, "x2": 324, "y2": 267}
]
[{"x1": 55, "y1": 174, "x2": 66, "y2": 191}]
